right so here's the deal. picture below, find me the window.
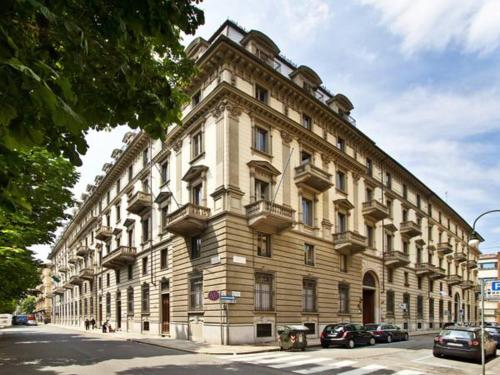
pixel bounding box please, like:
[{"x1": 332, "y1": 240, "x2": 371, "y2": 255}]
[
  {"x1": 257, "y1": 232, "x2": 271, "y2": 257},
  {"x1": 388, "y1": 268, "x2": 393, "y2": 283},
  {"x1": 336, "y1": 171, "x2": 346, "y2": 192},
  {"x1": 106, "y1": 293, "x2": 111, "y2": 315},
  {"x1": 302, "y1": 114, "x2": 312, "y2": 130},
  {"x1": 387, "y1": 290, "x2": 395, "y2": 316},
  {"x1": 142, "y1": 216, "x2": 150, "y2": 242},
  {"x1": 192, "y1": 131, "x2": 203, "y2": 158},
  {"x1": 106, "y1": 273, "x2": 110, "y2": 287},
  {"x1": 161, "y1": 162, "x2": 169, "y2": 184},
  {"x1": 127, "y1": 287, "x2": 134, "y2": 315},
  {"x1": 192, "y1": 90, "x2": 201, "y2": 106},
  {"x1": 481, "y1": 262, "x2": 497, "y2": 270},
  {"x1": 190, "y1": 276, "x2": 203, "y2": 311},
  {"x1": 116, "y1": 269, "x2": 120, "y2": 284},
  {"x1": 429, "y1": 279, "x2": 434, "y2": 292},
  {"x1": 416, "y1": 194, "x2": 421, "y2": 209},
  {"x1": 402, "y1": 209, "x2": 408, "y2": 222},
  {"x1": 339, "y1": 284, "x2": 350, "y2": 314},
  {"x1": 417, "y1": 247, "x2": 423, "y2": 264},
  {"x1": 385, "y1": 172, "x2": 392, "y2": 189},
  {"x1": 106, "y1": 191, "x2": 110, "y2": 205},
  {"x1": 417, "y1": 295, "x2": 424, "y2": 319},
  {"x1": 428, "y1": 203, "x2": 433, "y2": 216},
  {"x1": 439, "y1": 299, "x2": 444, "y2": 320},
  {"x1": 302, "y1": 197, "x2": 313, "y2": 226},
  {"x1": 366, "y1": 225, "x2": 374, "y2": 248},
  {"x1": 128, "y1": 165, "x2": 133, "y2": 182},
  {"x1": 304, "y1": 244, "x2": 314, "y2": 266},
  {"x1": 385, "y1": 232, "x2": 393, "y2": 251},
  {"x1": 336, "y1": 137, "x2": 345, "y2": 152},
  {"x1": 161, "y1": 205, "x2": 169, "y2": 230},
  {"x1": 84, "y1": 298, "x2": 88, "y2": 315},
  {"x1": 128, "y1": 264, "x2": 133, "y2": 280},
  {"x1": 254, "y1": 126, "x2": 269, "y2": 153},
  {"x1": 417, "y1": 276, "x2": 422, "y2": 290},
  {"x1": 192, "y1": 183, "x2": 202, "y2": 206},
  {"x1": 429, "y1": 298, "x2": 435, "y2": 319},
  {"x1": 303, "y1": 279, "x2": 316, "y2": 312},
  {"x1": 304, "y1": 323, "x2": 315, "y2": 335},
  {"x1": 428, "y1": 226, "x2": 433, "y2": 241},
  {"x1": 191, "y1": 236, "x2": 201, "y2": 259},
  {"x1": 365, "y1": 188, "x2": 373, "y2": 202},
  {"x1": 98, "y1": 276, "x2": 102, "y2": 290},
  {"x1": 161, "y1": 249, "x2": 168, "y2": 269},
  {"x1": 115, "y1": 203, "x2": 121, "y2": 223},
  {"x1": 300, "y1": 150, "x2": 312, "y2": 164},
  {"x1": 142, "y1": 257, "x2": 148, "y2": 275},
  {"x1": 402, "y1": 184, "x2": 408, "y2": 199},
  {"x1": 366, "y1": 158, "x2": 373, "y2": 177},
  {"x1": 403, "y1": 293, "x2": 410, "y2": 316},
  {"x1": 404, "y1": 272, "x2": 409, "y2": 286},
  {"x1": 255, "y1": 273, "x2": 273, "y2": 311},
  {"x1": 255, "y1": 84, "x2": 268, "y2": 103},
  {"x1": 340, "y1": 254, "x2": 348, "y2": 272},
  {"x1": 402, "y1": 241, "x2": 409, "y2": 255},
  {"x1": 141, "y1": 283, "x2": 150, "y2": 313},
  {"x1": 143, "y1": 148, "x2": 149, "y2": 167},
  {"x1": 256, "y1": 323, "x2": 272, "y2": 337},
  {"x1": 255, "y1": 179, "x2": 270, "y2": 201},
  {"x1": 337, "y1": 212, "x2": 347, "y2": 233}
]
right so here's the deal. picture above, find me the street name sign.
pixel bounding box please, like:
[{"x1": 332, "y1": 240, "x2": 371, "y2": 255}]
[{"x1": 220, "y1": 295, "x2": 236, "y2": 304}]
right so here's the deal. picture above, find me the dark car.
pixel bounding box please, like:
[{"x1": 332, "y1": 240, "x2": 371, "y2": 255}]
[
  {"x1": 364, "y1": 323, "x2": 409, "y2": 343},
  {"x1": 320, "y1": 323, "x2": 376, "y2": 349},
  {"x1": 485, "y1": 326, "x2": 500, "y2": 349},
  {"x1": 13, "y1": 315, "x2": 28, "y2": 325},
  {"x1": 433, "y1": 327, "x2": 497, "y2": 362}
]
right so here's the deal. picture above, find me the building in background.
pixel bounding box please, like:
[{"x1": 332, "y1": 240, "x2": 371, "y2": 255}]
[
  {"x1": 477, "y1": 252, "x2": 500, "y2": 324},
  {"x1": 48, "y1": 20, "x2": 480, "y2": 344},
  {"x1": 34, "y1": 264, "x2": 53, "y2": 323}
]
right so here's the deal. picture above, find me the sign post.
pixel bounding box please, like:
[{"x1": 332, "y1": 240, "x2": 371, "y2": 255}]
[{"x1": 481, "y1": 278, "x2": 485, "y2": 375}]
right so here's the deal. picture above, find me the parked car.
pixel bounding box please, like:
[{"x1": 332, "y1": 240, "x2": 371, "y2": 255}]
[
  {"x1": 442, "y1": 322, "x2": 455, "y2": 329},
  {"x1": 13, "y1": 315, "x2": 28, "y2": 325},
  {"x1": 485, "y1": 326, "x2": 500, "y2": 349},
  {"x1": 0, "y1": 314, "x2": 12, "y2": 328},
  {"x1": 364, "y1": 323, "x2": 409, "y2": 343},
  {"x1": 26, "y1": 314, "x2": 37, "y2": 326},
  {"x1": 433, "y1": 327, "x2": 497, "y2": 362},
  {"x1": 320, "y1": 323, "x2": 376, "y2": 349}
]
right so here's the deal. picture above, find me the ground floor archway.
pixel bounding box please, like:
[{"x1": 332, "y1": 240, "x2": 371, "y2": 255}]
[{"x1": 362, "y1": 271, "x2": 379, "y2": 325}]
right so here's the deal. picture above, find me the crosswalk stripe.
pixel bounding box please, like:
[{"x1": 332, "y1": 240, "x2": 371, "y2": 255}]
[
  {"x1": 338, "y1": 364, "x2": 386, "y2": 375},
  {"x1": 394, "y1": 370, "x2": 423, "y2": 375},
  {"x1": 294, "y1": 360, "x2": 356, "y2": 374},
  {"x1": 218, "y1": 352, "x2": 288, "y2": 361},
  {"x1": 271, "y1": 357, "x2": 330, "y2": 369},
  {"x1": 254, "y1": 354, "x2": 308, "y2": 364}
]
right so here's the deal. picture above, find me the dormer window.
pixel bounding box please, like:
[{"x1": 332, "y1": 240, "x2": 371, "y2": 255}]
[
  {"x1": 302, "y1": 114, "x2": 312, "y2": 130},
  {"x1": 192, "y1": 91, "x2": 201, "y2": 107},
  {"x1": 255, "y1": 85, "x2": 268, "y2": 104}
]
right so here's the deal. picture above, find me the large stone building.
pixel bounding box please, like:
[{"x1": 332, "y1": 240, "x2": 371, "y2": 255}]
[
  {"x1": 49, "y1": 21, "x2": 480, "y2": 344},
  {"x1": 34, "y1": 265, "x2": 53, "y2": 323},
  {"x1": 477, "y1": 252, "x2": 500, "y2": 324}
]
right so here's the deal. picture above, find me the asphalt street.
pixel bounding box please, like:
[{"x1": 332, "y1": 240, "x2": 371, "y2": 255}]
[{"x1": 1, "y1": 325, "x2": 499, "y2": 375}]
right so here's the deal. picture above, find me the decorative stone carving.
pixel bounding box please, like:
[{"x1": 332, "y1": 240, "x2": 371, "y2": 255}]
[
  {"x1": 280, "y1": 130, "x2": 293, "y2": 144},
  {"x1": 172, "y1": 139, "x2": 182, "y2": 153}
]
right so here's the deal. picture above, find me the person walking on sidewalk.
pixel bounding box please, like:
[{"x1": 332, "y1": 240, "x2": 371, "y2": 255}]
[
  {"x1": 102, "y1": 320, "x2": 108, "y2": 333},
  {"x1": 90, "y1": 317, "x2": 96, "y2": 330},
  {"x1": 84, "y1": 318, "x2": 90, "y2": 330}
]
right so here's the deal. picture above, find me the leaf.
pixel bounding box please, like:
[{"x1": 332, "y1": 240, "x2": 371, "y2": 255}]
[{"x1": 0, "y1": 103, "x2": 17, "y2": 126}]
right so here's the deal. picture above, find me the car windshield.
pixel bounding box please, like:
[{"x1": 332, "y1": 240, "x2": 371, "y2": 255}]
[
  {"x1": 440, "y1": 330, "x2": 474, "y2": 339},
  {"x1": 324, "y1": 325, "x2": 345, "y2": 334},
  {"x1": 365, "y1": 324, "x2": 379, "y2": 331}
]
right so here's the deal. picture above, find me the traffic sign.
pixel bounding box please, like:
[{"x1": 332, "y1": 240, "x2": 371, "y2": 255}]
[
  {"x1": 220, "y1": 295, "x2": 236, "y2": 304},
  {"x1": 492, "y1": 281, "x2": 500, "y2": 291},
  {"x1": 208, "y1": 290, "x2": 220, "y2": 301}
]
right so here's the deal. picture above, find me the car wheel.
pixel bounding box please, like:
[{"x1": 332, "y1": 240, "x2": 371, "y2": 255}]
[
  {"x1": 321, "y1": 343, "x2": 329, "y2": 349},
  {"x1": 369, "y1": 337, "x2": 376, "y2": 346},
  {"x1": 386, "y1": 335, "x2": 392, "y2": 343},
  {"x1": 346, "y1": 339, "x2": 355, "y2": 349},
  {"x1": 433, "y1": 351, "x2": 440, "y2": 358},
  {"x1": 404, "y1": 333, "x2": 409, "y2": 341}
]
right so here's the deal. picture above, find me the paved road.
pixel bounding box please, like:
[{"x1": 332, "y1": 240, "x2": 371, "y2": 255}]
[{"x1": 1, "y1": 326, "x2": 499, "y2": 375}]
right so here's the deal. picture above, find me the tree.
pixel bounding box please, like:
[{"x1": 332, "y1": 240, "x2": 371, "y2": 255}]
[
  {"x1": 19, "y1": 295, "x2": 37, "y2": 314},
  {"x1": 0, "y1": 0, "x2": 204, "y2": 210}
]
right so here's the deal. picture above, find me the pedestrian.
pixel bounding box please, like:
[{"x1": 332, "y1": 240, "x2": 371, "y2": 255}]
[
  {"x1": 102, "y1": 320, "x2": 108, "y2": 333},
  {"x1": 84, "y1": 318, "x2": 90, "y2": 330},
  {"x1": 90, "y1": 317, "x2": 96, "y2": 330}
]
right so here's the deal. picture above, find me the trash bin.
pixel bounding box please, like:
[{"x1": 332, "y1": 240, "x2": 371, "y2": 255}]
[{"x1": 277, "y1": 325, "x2": 309, "y2": 351}]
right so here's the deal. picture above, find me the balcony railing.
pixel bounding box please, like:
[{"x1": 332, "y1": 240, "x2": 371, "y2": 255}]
[
  {"x1": 53, "y1": 287, "x2": 65, "y2": 295},
  {"x1": 429, "y1": 266, "x2": 446, "y2": 280},
  {"x1": 384, "y1": 251, "x2": 410, "y2": 268},
  {"x1": 165, "y1": 203, "x2": 211, "y2": 237},
  {"x1": 294, "y1": 161, "x2": 332, "y2": 193},
  {"x1": 400, "y1": 221, "x2": 422, "y2": 238},
  {"x1": 67, "y1": 255, "x2": 78, "y2": 264},
  {"x1": 445, "y1": 274, "x2": 462, "y2": 286},
  {"x1": 466, "y1": 260, "x2": 478, "y2": 269},
  {"x1": 95, "y1": 225, "x2": 113, "y2": 241},
  {"x1": 79, "y1": 268, "x2": 94, "y2": 281},
  {"x1": 76, "y1": 245, "x2": 90, "y2": 257},
  {"x1": 461, "y1": 280, "x2": 474, "y2": 290},
  {"x1": 245, "y1": 200, "x2": 295, "y2": 234},
  {"x1": 415, "y1": 263, "x2": 433, "y2": 275},
  {"x1": 453, "y1": 252, "x2": 467, "y2": 263},
  {"x1": 362, "y1": 200, "x2": 389, "y2": 222},
  {"x1": 102, "y1": 246, "x2": 137, "y2": 270},
  {"x1": 127, "y1": 191, "x2": 152, "y2": 215},
  {"x1": 58, "y1": 266, "x2": 69, "y2": 273},
  {"x1": 333, "y1": 231, "x2": 367, "y2": 255},
  {"x1": 437, "y1": 242, "x2": 453, "y2": 256},
  {"x1": 69, "y1": 275, "x2": 83, "y2": 286}
]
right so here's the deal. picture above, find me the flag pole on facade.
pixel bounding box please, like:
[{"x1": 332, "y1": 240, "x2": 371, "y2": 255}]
[{"x1": 271, "y1": 148, "x2": 294, "y2": 208}]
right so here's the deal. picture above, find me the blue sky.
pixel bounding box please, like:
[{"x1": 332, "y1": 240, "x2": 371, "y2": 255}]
[{"x1": 31, "y1": 0, "x2": 500, "y2": 259}]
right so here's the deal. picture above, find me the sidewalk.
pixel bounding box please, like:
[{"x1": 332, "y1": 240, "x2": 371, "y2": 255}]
[{"x1": 51, "y1": 324, "x2": 440, "y2": 355}]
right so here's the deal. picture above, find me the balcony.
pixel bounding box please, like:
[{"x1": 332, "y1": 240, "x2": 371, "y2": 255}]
[
  {"x1": 400, "y1": 221, "x2": 422, "y2": 238},
  {"x1": 415, "y1": 263, "x2": 433, "y2": 276},
  {"x1": 69, "y1": 274, "x2": 83, "y2": 286},
  {"x1": 294, "y1": 162, "x2": 332, "y2": 193},
  {"x1": 79, "y1": 268, "x2": 94, "y2": 281},
  {"x1": 453, "y1": 252, "x2": 467, "y2": 262},
  {"x1": 333, "y1": 231, "x2": 367, "y2": 256},
  {"x1": 58, "y1": 266, "x2": 69, "y2": 273},
  {"x1": 67, "y1": 255, "x2": 78, "y2": 264},
  {"x1": 102, "y1": 246, "x2": 137, "y2": 270},
  {"x1": 127, "y1": 191, "x2": 152, "y2": 214},
  {"x1": 384, "y1": 251, "x2": 410, "y2": 268},
  {"x1": 445, "y1": 274, "x2": 462, "y2": 286},
  {"x1": 76, "y1": 245, "x2": 90, "y2": 257},
  {"x1": 429, "y1": 266, "x2": 446, "y2": 280},
  {"x1": 437, "y1": 242, "x2": 453, "y2": 256},
  {"x1": 165, "y1": 203, "x2": 211, "y2": 237},
  {"x1": 467, "y1": 260, "x2": 478, "y2": 269},
  {"x1": 245, "y1": 200, "x2": 295, "y2": 234},
  {"x1": 461, "y1": 280, "x2": 474, "y2": 290},
  {"x1": 362, "y1": 200, "x2": 389, "y2": 222},
  {"x1": 63, "y1": 281, "x2": 73, "y2": 289},
  {"x1": 95, "y1": 225, "x2": 113, "y2": 241},
  {"x1": 54, "y1": 287, "x2": 65, "y2": 295}
]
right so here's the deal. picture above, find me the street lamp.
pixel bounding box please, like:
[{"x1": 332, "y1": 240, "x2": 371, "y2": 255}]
[{"x1": 467, "y1": 209, "x2": 500, "y2": 375}]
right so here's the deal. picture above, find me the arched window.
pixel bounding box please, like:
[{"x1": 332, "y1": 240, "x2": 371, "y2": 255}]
[
  {"x1": 127, "y1": 287, "x2": 134, "y2": 315},
  {"x1": 363, "y1": 272, "x2": 376, "y2": 288},
  {"x1": 141, "y1": 283, "x2": 150, "y2": 313}
]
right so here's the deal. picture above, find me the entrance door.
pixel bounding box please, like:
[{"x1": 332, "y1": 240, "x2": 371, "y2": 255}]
[
  {"x1": 116, "y1": 292, "x2": 122, "y2": 329},
  {"x1": 98, "y1": 303, "x2": 102, "y2": 327},
  {"x1": 363, "y1": 289, "x2": 375, "y2": 324},
  {"x1": 162, "y1": 294, "x2": 170, "y2": 334},
  {"x1": 454, "y1": 293, "x2": 460, "y2": 323}
]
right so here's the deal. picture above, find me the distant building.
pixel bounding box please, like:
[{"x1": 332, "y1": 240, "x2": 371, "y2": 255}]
[
  {"x1": 477, "y1": 252, "x2": 500, "y2": 324},
  {"x1": 34, "y1": 265, "x2": 53, "y2": 323}
]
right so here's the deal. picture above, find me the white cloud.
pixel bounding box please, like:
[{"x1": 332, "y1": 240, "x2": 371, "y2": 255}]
[{"x1": 360, "y1": 0, "x2": 500, "y2": 55}]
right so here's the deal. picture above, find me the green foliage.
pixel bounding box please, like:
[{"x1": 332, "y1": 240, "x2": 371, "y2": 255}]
[
  {"x1": 19, "y1": 295, "x2": 37, "y2": 314},
  {"x1": 0, "y1": 299, "x2": 17, "y2": 314}
]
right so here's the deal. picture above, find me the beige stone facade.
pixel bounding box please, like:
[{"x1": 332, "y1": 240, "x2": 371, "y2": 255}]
[
  {"x1": 34, "y1": 266, "x2": 53, "y2": 323},
  {"x1": 49, "y1": 21, "x2": 480, "y2": 344}
]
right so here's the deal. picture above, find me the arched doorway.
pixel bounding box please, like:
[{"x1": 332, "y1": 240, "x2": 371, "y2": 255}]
[
  {"x1": 454, "y1": 292, "x2": 460, "y2": 323},
  {"x1": 363, "y1": 272, "x2": 378, "y2": 325}
]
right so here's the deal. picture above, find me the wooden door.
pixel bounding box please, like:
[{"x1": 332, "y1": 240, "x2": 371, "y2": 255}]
[
  {"x1": 363, "y1": 289, "x2": 375, "y2": 325},
  {"x1": 162, "y1": 294, "x2": 170, "y2": 334}
]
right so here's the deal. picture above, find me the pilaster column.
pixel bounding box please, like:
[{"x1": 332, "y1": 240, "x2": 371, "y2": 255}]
[{"x1": 281, "y1": 131, "x2": 293, "y2": 206}]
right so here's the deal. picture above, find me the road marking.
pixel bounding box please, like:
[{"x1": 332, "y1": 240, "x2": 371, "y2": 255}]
[
  {"x1": 271, "y1": 357, "x2": 330, "y2": 369},
  {"x1": 219, "y1": 352, "x2": 288, "y2": 361},
  {"x1": 411, "y1": 354, "x2": 457, "y2": 369},
  {"x1": 394, "y1": 370, "x2": 423, "y2": 375},
  {"x1": 293, "y1": 360, "x2": 356, "y2": 374},
  {"x1": 337, "y1": 364, "x2": 386, "y2": 375},
  {"x1": 253, "y1": 355, "x2": 308, "y2": 364}
]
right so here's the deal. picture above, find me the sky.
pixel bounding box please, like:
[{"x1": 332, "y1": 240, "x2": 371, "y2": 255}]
[{"x1": 31, "y1": 0, "x2": 500, "y2": 260}]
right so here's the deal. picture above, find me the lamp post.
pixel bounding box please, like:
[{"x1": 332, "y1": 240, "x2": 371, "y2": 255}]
[{"x1": 467, "y1": 209, "x2": 500, "y2": 375}]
